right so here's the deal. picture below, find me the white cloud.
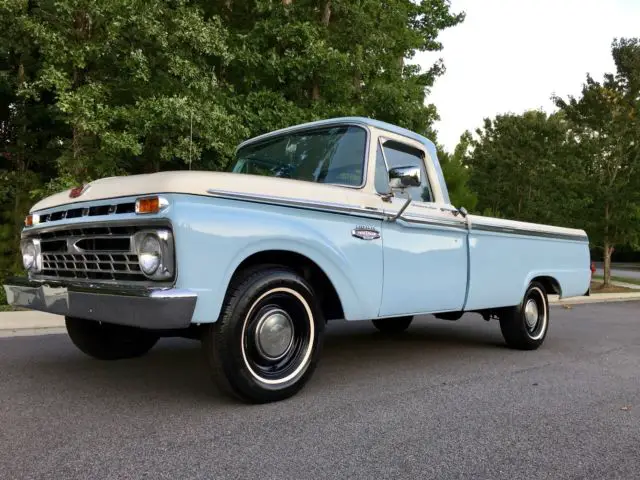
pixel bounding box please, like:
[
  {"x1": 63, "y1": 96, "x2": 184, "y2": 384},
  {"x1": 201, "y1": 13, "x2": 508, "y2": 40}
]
[{"x1": 412, "y1": 0, "x2": 640, "y2": 151}]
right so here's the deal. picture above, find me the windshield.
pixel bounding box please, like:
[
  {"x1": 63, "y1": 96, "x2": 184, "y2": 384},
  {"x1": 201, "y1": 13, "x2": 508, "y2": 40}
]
[{"x1": 230, "y1": 125, "x2": 367, "y2": 187}]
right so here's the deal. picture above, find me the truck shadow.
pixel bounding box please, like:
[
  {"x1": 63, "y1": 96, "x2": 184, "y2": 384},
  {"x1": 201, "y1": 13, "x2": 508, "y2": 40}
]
[
  {"x1": 317, "y1": 315, "x2": 506, "y2": 372},
  {"x1": 1, "y1": 315, "x2": 507, "y2": 407}
]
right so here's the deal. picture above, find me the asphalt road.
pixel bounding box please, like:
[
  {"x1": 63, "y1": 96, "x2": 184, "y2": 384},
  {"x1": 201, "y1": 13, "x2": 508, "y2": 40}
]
[
  {"x1": 594, "y1": 262, "x2": 640, "y2": 280},
  {"x1": 2, "y1": 302, "x2": 640, "y2": 480}
]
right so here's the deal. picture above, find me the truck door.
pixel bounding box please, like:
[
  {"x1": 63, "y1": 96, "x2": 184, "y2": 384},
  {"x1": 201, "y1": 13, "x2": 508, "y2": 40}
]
[{"x1": 374, "y1": 134, "x2": 469, "y2": 317}]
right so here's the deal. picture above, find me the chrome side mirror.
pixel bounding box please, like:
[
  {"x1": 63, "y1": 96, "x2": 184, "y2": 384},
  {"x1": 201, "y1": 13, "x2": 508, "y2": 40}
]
[
  {"x1": 388, "y1": 165, "x2": 421, "y2": 190},
  {"x1": 384, "y1": 166, "x2": 421, "y2": 223}
]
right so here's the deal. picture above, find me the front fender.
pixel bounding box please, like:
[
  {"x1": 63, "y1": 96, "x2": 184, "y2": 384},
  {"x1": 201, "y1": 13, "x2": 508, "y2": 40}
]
[
  {"x1": 167, "y1": 194, "x2": 383, "y2": 323},
  {"x1": 224, "y1": 237, "x2": 360, "y2": 317}
]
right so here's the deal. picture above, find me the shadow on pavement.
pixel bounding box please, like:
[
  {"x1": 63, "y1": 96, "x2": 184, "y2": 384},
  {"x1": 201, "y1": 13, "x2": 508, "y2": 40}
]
[{"x1": 0, "y1": 315, "x2": 506, "y2": 406}]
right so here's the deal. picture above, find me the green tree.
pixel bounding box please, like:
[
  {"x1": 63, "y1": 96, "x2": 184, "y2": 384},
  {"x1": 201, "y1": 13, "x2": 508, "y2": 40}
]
[
  {"x1": 553, "y1": 37, "x2": 640, "y2": 286},
  {"x1": 0, "y1": 0, "x2": 466, "y2": 304},
  {"x1": 436, "y1": 131, "x2": 477, "y2": 210},
  {"x1": 0, "y1": 0, "x2": 64, "y2": 301},
  {"x1": 325, "y1": 0, "x2": 465, "y2": 136},
  {"x1": 19, "y1": 0, "x2": 244, "y2": 187},
  {"x1": 207, "y1": 0, "x2": 464, "y2": 144},
  {"x1": 464, "y1": 109, "x2": 588, "y2": 227}
]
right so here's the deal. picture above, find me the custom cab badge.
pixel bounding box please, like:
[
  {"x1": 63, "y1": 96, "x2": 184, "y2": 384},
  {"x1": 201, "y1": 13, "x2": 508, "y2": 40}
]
[{"x1": 351, "y1": 225, "x2": 380, "y2": 240}]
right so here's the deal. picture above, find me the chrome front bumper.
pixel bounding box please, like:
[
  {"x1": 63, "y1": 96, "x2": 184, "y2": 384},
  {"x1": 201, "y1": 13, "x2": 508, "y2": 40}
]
[{"x1": 3, "y1": 277, "x2": 197, "y2": 330}]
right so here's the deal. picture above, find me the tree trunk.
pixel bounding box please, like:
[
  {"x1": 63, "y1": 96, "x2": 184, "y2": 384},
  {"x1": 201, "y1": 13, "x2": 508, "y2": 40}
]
[
  {"x1": 603, "y1": 202, "x2": 612, "y2": 287},
  {"x1": 352, "y1": 70, "x2": 361, "y2": 96},
  {"x1": 310, "y1": 0, "x2": 331, "y2": 102},
  {"x1": 321, "y1": 0, "x2": 331, "y2": 25},
  {"x1": 311, "y1": 82, "x2": 320, "y2": 101},
  {"x1": 14, "y1": 60, "x2": 27, "y2": 247},
  {"x1": 603, "y1": 239, "x2": 613, "y2": 288}
]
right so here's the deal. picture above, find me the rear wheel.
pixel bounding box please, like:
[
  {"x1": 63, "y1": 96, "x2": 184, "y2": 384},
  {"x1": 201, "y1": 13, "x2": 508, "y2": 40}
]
[
  {"x1": 65, "y1": 317, "x2": 159, "y2": 360},
  {"x1": 499, "y1": 281, "x2": 549, "y2": 350},
  {"x1": 371, "y1": 316, "x2": 413, "y2": 334},
  {"x1": 203, "y1": 266, "x2": 325, "y2": 404}
]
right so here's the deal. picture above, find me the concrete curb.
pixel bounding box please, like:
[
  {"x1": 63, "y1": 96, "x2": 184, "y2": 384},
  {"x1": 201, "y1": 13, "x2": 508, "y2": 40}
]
[
  {"x1": 1, "y1": 292, "x2": 640, "y2": 336},
  {"x1": 549, "y1": 293, "x2": 640, "y2": 306},
  {"x1": 0, "y1": 311, "x2": 65, "y2": 337},
  {"x1": 591, "y1": 278, "x2": 640, "y2": 290},
  {"x1": 0, "y1": 327, "x2": 67, "y2": 338}
]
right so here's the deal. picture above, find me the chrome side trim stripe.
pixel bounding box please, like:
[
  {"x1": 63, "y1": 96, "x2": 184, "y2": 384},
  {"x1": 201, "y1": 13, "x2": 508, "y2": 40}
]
[
  {"x1": 205, "y1": 189, "x2": 588, "y2": 241},
  {"x1": 206, "y1": 189, "x2": 385, "y2": 220},
  {"x1": 399, "y1": 212, "x2": 467, "y2": 230},
  {"x1": 471, "y1": 223, "x2": 588, "y2": 242}
]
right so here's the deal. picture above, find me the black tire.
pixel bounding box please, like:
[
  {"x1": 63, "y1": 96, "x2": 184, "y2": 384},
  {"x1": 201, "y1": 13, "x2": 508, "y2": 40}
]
[
  {"x1": 499, "y1": 281, "x2": 549, "y2": 350},
  {"x1": 202, "y1": 265, "x2": 325, "y2": 404},
  {"x1": 371, "y1": 316, "x2": 413, "y2": 334},
  {"x1": 65, "y1": 317, "x2": 159, "y2": 360}
]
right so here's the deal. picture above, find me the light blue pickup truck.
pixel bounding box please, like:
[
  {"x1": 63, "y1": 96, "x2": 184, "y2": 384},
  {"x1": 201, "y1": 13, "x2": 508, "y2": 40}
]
[{"x1": 4, "y1": 117, "x2": 591, "y2": 403}]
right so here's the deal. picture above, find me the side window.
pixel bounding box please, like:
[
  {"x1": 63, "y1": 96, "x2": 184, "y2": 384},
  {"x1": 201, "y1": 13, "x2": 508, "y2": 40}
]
[{"x1": 379, "y1": 139, "x2": 432, "y2": 202}]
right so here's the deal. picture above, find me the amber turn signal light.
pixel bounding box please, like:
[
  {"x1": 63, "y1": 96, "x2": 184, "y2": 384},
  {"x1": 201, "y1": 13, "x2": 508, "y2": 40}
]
[
  {"x1": 24, "y1": 215, "x2": 33, "y2": 227},
  {"x1": 135, "y1": 196, "x2": 168, "y2": 214}
]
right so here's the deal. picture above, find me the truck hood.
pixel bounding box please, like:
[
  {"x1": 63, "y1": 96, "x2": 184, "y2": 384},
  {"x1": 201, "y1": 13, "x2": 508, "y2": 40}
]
[{"x1": 30, "y1": 171, "x2": 359, "y2": 213}]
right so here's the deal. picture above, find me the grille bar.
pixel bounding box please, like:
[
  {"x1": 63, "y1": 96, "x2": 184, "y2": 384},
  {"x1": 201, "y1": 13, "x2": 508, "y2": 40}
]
[
  {"x1": 37, "y1": 201, "x2": 136, "y2": 225},
  {"x1": 39, "y1": 225, "x2": 137, "y2": 240},
  {"x1": 40, "y1": 236, "x2": 132, "y2": 254}
]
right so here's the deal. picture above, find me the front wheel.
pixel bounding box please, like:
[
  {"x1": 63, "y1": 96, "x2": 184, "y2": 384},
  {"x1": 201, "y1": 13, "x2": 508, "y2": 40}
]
[
  {"x1": 499, "y1": 281, "x2": 549, "y2": 350},
  {"x1": 65, "y1": 317, "x2": 159, "y2": 360},
  {"x1": 203, "y1": 266, "x2": 325, "y2": 404},
  {"x1": 371, "y1": 316, "x2": 413, "y2": 334}
]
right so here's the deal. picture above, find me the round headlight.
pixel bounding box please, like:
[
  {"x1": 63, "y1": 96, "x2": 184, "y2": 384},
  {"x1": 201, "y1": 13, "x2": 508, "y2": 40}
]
[
  {"x1": 138, "y1": 234, "x2": 162, "y2": 275},
  {"x1": 22, "y1": 241, "x2": 36, "y2": 271}
]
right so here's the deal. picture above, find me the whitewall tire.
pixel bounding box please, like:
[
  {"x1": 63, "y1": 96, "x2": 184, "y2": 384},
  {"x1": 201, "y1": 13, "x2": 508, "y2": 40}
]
[
  {"x1": 499, "y1": 281, "x2": 549, "y2": 350},
  {"x1": 203, "y1": 266, "x2": 325, "y2": 403}
]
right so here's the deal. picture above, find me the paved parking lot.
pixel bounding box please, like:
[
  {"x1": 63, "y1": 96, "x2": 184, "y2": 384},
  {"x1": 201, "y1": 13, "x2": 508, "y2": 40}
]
[
  {"x1": 594, "y1": 262, "x2": 640, "y2": 280},
  {"x1": 1, "y1": 302, "x2": 639, "y2": 479}
]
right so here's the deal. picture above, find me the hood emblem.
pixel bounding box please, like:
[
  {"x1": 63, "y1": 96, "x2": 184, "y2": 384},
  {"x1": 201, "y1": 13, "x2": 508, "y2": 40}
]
[{"x1": 69, "y1": 184, "x2": 90, "y2": 198}]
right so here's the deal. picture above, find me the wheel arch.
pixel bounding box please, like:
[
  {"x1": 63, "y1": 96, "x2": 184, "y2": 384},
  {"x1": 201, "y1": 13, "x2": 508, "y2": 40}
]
[
  {"x1": 522, "y1": 272, "x2": 562, "y2": 302},
  {"x1": 228, "y1": 249, "x2": 346, "y2": 321},
  {"x1": 529, "y1": 275, "x2": 562, "y2": 297}
]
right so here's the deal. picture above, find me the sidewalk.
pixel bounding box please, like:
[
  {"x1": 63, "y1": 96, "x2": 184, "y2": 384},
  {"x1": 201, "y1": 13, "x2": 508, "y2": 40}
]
[
  {"x1": 600, "y1": 280, "x2": 640, "y2": 290},
  {"x1": 611, "y1": 281, "x2": 640, "y2": 290},
  {"x1": 549, "y1": 292, "x2": 640, "y2": 305},
  {"x1": 1, "y1": 291, "x2": 639, "y2": 336},
  {"x1": 0, "y1": 311, "x2": 65, "y2": 337}
]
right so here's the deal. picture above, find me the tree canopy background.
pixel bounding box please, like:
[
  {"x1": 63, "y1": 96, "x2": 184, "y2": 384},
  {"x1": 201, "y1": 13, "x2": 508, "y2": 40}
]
[
  {"x1": 1, "y1": 1, "x2": 638, "y2": 301},
  {"x1": 462, "y1": 38, "x2": 640, "y2": 283},
  {"x1": 0, "y1": 0, "x2": 466, "y2": 302}
]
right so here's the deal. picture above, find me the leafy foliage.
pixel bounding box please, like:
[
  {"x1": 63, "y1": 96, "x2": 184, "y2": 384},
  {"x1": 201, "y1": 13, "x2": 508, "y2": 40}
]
[
  {"x1": 552, "y1": 38, "x2": 640, "y2": 284},
  {"x1": 2, "y1": 2, "x2": 639, "y2": 299},
  {"x1": 463, "y1": 37, "x2": 640, "y2": 286},
  {"x1": 0, "y1": 0, "x2": 465, "y2": 301},
  {"x1": 464, "y1": 110, "x2": 589, "y2": 227},
  {"x1": 436, "y1": 131, "x2": 477, "y2": 210}
]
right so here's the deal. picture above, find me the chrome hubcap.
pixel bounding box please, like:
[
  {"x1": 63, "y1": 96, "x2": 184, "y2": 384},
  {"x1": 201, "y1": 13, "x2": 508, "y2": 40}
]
[
  {"x1": 254, "y1": 309, "x2": 294, "y2": 360},
  {"x1": 524, "y1": 299, "x2": 539, "y2": 329}
]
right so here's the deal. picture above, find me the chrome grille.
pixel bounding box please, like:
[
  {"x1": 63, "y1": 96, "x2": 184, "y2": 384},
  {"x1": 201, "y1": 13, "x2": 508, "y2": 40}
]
[
  {"x1": 41, "y1": 252, "x2": 144, "y2": 281},
  {"x1": 31, "y1": 224, "x2": 158, "y2": 283}
]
